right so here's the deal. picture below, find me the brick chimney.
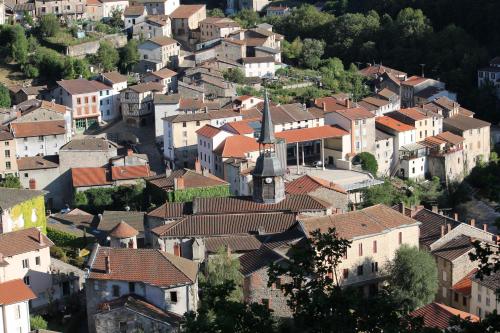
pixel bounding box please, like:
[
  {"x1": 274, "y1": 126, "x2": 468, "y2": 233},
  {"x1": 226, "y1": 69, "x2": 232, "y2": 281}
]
[
  {"x1": 431, "y1": 205, "x2": 438, "y2": 213},
  {"x1": 38, "y1": 230, "x2": 44, "y2": 246},
  {"x1": 174, "y1": 176, "x2": 184, "y2": 190},
  {"x1": 346, "y1": 99, "x2": 351, "y2": 108},
  {"x1": 194, "y1": 159, "x2": 201, "y2": 173},
  {"x1": 105, "y1": 256, "x2": 111, "y2": 274},
  {"x1": 470, "y1": 219, "x2": 475, "y2": 228},
  {"x1": 322, "y1": 102, "x2": 326, "y2": 112},
  {"x1": 29, "y1": 178, "x2": 36, "y2": 190},
  {"x1": 440, "y1": 225, "x2": 445, "y2": 237},
  {"x1": 127, "y1": 149, "x2": 133, "y2": 156},
  {"x1": 447, "y1": 224, "x2": 452, "y2": 233},
  {"x1": 454, "y1": 213, "x2": 458, "y2": 221},
  {"x1": 483, "y1": 224, "x2": 488, "y2": 232}
]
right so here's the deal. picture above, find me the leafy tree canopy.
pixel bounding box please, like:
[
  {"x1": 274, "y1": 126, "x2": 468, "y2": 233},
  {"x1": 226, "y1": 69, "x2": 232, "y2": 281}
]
[
  {"x1": 0, "y1": 84, "x2": 11, "y2": 108},
  {"x1": 39, "y1": 14, "x2": 60, "y2": 37}
]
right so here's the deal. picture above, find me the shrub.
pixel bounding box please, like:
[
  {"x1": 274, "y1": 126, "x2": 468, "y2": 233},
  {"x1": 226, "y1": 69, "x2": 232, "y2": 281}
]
[
  {"x1": 30, "y1": 315, "x2": 48, "y2": 330},
  {"x1": 355, "y1": 152, "x2": 378, "y2": 175},
  {"x1": 50, "y1": 245, "x2": 68, "y2": 263}
]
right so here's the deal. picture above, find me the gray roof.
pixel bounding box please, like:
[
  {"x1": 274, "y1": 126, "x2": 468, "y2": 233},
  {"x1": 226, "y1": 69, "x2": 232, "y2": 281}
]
[
  {"x1": 472, "y1": 271, "x2": 500, "y2": 291},
  {"x1": 60, "y1": 138, "x2": 118, "y2": 152},
  {"x1": 97, "y1": 211, "x2": 145, "y2": 236},
  {"x1": 154, "y1": 93, "x2": 180, "y2": 105},
  {"x1": 258, "y1": 91, "x2": 275, "y2": 144},
  {"x1": 0, "y1": 188, "x2": 45, "y2": 210},
  {"x1": 375, "y1": 129, "x2": 393, "y2": 141}
]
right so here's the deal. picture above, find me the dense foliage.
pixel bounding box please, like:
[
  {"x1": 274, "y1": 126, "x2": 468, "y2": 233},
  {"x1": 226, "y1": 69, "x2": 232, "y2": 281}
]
[
  {"x1": 355, "y1": 152, "x2": 378, "y2": 175},
  {"x1": 466, "y1": 155, "x2": 500, "y2": 202},
  {"x1": 30, "y1": 315, "x2": 48, "y2": 330},
  {"x1": 0, "y1": 175, "x2": 21, "y2": 188},
  {"x1": 0, "y1": 83, "x2": 11, "y2": 108},
  {"x1": 73, "y1": 183, "x2": 145, "y2": 214},
  {"x1": 386, "y1": 245, "x2": 438, "y2": 311}
]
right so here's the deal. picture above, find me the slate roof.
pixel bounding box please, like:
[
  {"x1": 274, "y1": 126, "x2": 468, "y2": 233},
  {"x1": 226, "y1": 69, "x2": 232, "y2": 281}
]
[
  {"x1": 472, "y1": 270, "x2": 500, "y2": 291},
  {"x1": 0, "y1": 228, "x2": 53, "y2": 257},
  {"x1": 147, "y1": 202, "x2": 191, "y2": 220},
  {"x1": 0, "y1": 188, "x2": 45, "y2": 210},
  {"x1": 60, "y1": 138, "x2": 117, "y2": 151},
  {"x1": 128, "y1": 82, "x2": 165, "y2": 93},
  {"x1": 301, "y1": 204, "x2": 419, "y2": 240},
  {"x1": 410, "y1": 302, "x2": 479, "y2": 329},
  {"x1": 151, "y1": 212, "x2": 296, "y2": 237},
  {"x1": 375, "y1": 129, "x2": 393, "y2": 141},
  {"x1": 406, "y1": 208, "x2": 460, "y2": 247},
  {"x1": 88, "y1": 246, "x2": 198, "y2": 288}
]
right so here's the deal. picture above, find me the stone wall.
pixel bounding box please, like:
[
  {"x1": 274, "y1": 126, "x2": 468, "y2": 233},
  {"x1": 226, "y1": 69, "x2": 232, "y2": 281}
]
[
  {"x1": 94, "y1": 306, "x2": 177, "y2": 333},
  {"x1": 243, "y1": 267, "x2": 293, "y2": 319},
  {"x1": 66, "y1": 34, "x2": 128, "y2": 58}
]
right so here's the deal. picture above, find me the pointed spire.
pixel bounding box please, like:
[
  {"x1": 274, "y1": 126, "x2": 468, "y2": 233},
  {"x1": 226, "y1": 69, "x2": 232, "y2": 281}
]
[{"x1": 258, "y1": 90, "x2": 276, "y2": 145}]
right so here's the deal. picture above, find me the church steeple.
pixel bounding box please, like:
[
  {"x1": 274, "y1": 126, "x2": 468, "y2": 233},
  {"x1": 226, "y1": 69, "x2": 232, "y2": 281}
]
[
  {"x1": 252, "y1": 91, "x2": 285, "y2": 204},
  {"x1": 258, "y1": 90, "x2": 276, "y2": 145}
]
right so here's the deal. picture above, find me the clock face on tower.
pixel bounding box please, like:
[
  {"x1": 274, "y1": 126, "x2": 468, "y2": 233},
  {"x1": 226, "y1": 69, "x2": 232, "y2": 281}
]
[{"x1": 265, "y1": 177, "x2": 273, "y2": 184}]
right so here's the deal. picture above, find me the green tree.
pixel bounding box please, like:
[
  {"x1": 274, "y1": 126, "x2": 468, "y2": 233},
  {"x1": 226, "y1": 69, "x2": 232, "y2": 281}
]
[
  {"x1": 29, "y1": 46, "x2": 65, "y2": 82},
  {"x1": 386, "y1": 245, "x2": 438, "y2": 311},
  {"x1": 119, "y1": 39, "x2": 140, "y2": 72},
  {"x1": 10, "y1": 25, "x2": 28, "y2": 64},
  {"x1": 355, "y1": 152, "x2": 378, "y2": 175},
  {"x1": 300, "y1": 38, "x2": 325, "y2": 69},
  {"x1": 199, "y1": 246, "x2": 244, "y2": 302},
  {"x1": 39, "y1": 14, "x2": 60, "y2": 37},
  {"x1": 223, "y1": 68, "x2": 245, "y2": 84},
  {"x1": 231, "y1": 9, "x2": 260, "y2": 28},
  {"x1": 23, "y1": 11, "x2": 34, "y2": 26},
  {"x1": 182, "y1": 281, "x2": 277, "y2": 333},
  {"x1": 73, "y1": 191, "x2": 88, "y2": 208},
  {"x1": 30, "y1": 315, "x2": 48, "y2": 330},
  {"x1": 395, "y1": 8, "x2": 432, "y2": 39},
  {"x1": 109, "y1": 8, "x2": 124, "y2": 28},
  {"x1": 362, "y1": 180, "x2": 401, "y2": 207},
  {"x1": 0, "y1": 84, "x2": 11, "y2": 107},
  {"x1": 96, "y1": 41, "x2": 119, "y2": 71},
  {"x1": 282, "y1": 37, "x2": 303, "y2": 64},
  {"x1": 0, "y1": 175, "x2": 21, "y2": 188},
  {"x1": 207, "y1": 8, "x2": 225, "y2": 17}
]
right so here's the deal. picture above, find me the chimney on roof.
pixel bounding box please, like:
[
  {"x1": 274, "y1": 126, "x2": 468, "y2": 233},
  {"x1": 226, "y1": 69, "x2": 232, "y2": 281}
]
[
  {"x1": 470, "y1": 219, "x2": 475, "y2": 228},
  {"x1": 346, "y1": 99, "x2": 351, "y2": 108},
  {"x1": 431, "y1": 205, "x2": 438, "y2": 213},
  {"x1": 483, "y1": 224, "x2": 488, "y2": 232},
  {"x1": 127, "y1": 148, "x2": 133, "y2": 156},
  {"x1": 398, "y1": 202, "x2": 405, "y2": 215},
  {"x1": 447, "y1": 223, "x2": 451, "y2": 233},
  {"x1": 38, "y1": 230, "x2": 44, "y2": 246},
  {"x1": 194, "y1": 159, "x2": 201, "y2": 173},
  {"x1": 204, "y1": 106, "x2": 208, "y2": 113},
  {"x1": 174, "y1": 176, "x2": 184, "y2": 190},
  {"x1": 202, "y1": 168, "x2": 209, "y2": 177},
  {"x1": 454, "y1": 213, "x2": 458, "y2": 221},
  {"x1": 440, "y1": 225, "x2": 445, "y2": 237},
  {"x1": 165, "y1": 165, "x2": 172, "y2": 177},
  {"x1": 105, "y1": 256, "x2": 111, "y2": 274}
]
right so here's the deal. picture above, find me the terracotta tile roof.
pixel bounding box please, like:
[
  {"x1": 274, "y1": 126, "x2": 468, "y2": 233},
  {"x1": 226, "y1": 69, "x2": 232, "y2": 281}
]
[
  {"x1": 57, "y1": 79, "x2": 109, "y2": 94},
  {"x1": 359, "y1": 64, "x2": 407, "y2": 79},
  {"x1": 241, "y1": 56, "x2": 275, "y2": 64},
  {"x1": 86, "y1": 0, "x2": 101, "y2": 6},
  {"x1": 178, "y1": 98, "x2": 204, "y2": 110},
  {"x1": 435, "y1": 131, "x2": 464, "y2": 145},
  {"x1": 443, "y1": 115, "x2": 490, "y2": 132},
  {"x1": 11, "y1": 120, "x2": 66, "y2": 137},
  {"x1": 50, "y1": 208, "x2": 97, "y2": 232},
  {"x1": 205, "y1": 235, "x2": 262, "y2": 254},
  {"x1": 0, "y1": 127, "x2": 13, "y2": 141},
  {"x1": 301, "y1": 204, "x2": 419, "y2": 240},
  {"x1": 88, "y1": 246, "x2": 198, "y2": 288},
  {"x1": 410, "y1": 302, "x2": 479, "y2": 329},
  {"x1": 124, "y1": 5, "x2": 145, "y2": 16},
  {"x1": 146, "y1": 169, "x2": 227, "y2": 191},
  {"x1": 149, "y1": 67, "x2": 177, "y2": 79},
  {"x1": 0, "y1": 188, "x2": 45, "y2": 210},
  {"x1": 314, "y1": 97, "x2": 350, "y2": 112},
  {"x1": 0, "y1": 227, "x2": 53, "y2": 257},
  {"x1": 147, "y1": 202, "x2": 190, "y2": 220},
  {"x1": 239, "y1": 228, "x2": 304, "y2": 276},
  {"x1": 101, "y1": 71, "x2": 128, "y2": 84},
  {"x1": 17, "y1": 155, "x2": 59, "y2": 170},
  {"x1": 109, "y1": 221, "x2": 139, "y2": 238},
  {"x1": 195, "y1": 124, "x2": 223, "y2": 138},
  {"x1": 376, "y1": 116, "x2": 415, "y2": 132},
  {"x1": 389, "y1": 108, "x2": 429, "y2": 122},
  {"x1": 410, "y1": 208, "x2": 460, "y2": 247},
  {"x1": 152, "y1": 212, "x2": 297, "y2": 237},
  {"x1": 98, "y1": 295, "x2": 181, "y2": 324},
  {"x1": 128, "y1": 82, "x2": 165, "y2": 93},
  {"x1": 285, "y1": 174, "x2": 346, "y2": 195},
  {"x1": 332, "y1": 107, "x2": 375, "y2": 120},
  {"x1": 452, "y1": 269, "x2": 477, "y2": 295},
  {"x1": 361, "y1": 96, "x2": 390, "y2": 108},
  {"x1": 275, "y1": 125, "x2": 349, "y2": 144},
  {"x1": 240, "y1": 107, "x2": 263, "y2": 119},
  {"x1": 402, "y1": 75, "x2": 429, "y2": 86},
  {"x1": 214, "y1": 135, "x2": 260, "y2": 158},
  {"x1": 222, "y1": 119, "x2": 257, "y2": 135},
  {"x1": 170, "y1": 4, "x2": 205, "y2": 18},
  {"x1": 432, "y1": 235, "x2": 475, "y2": 261},
  {"x1": 0, "y1": 279, "x2": 36, "y2": 305},
  {"x1": 192, "y1": 194, "x2": 330, "y2": 215},
  {"x1": 148, "y1": 36, "x2": 179, "y2": 46},
  {"x1": 111, "y1": 165, "x2": 151, "y2": 180},
  {"x1": 71, "y1": 167, "x2": 110, "y2": 187},
  {"x1": 472, "y1": 270, "x2": 500, "y2": 291},
  {"x1": 40, "y1": 100, "x2": 67, "y2": 114},
  {"x1": 377, "y1": 88, "x2": 397, "y2": 99}
]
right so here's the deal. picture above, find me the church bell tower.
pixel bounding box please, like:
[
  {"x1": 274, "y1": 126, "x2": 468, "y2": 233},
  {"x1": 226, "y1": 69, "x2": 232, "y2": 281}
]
[{"x1": 252, "y1": 91, "x2": 285, "y2": 204}]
